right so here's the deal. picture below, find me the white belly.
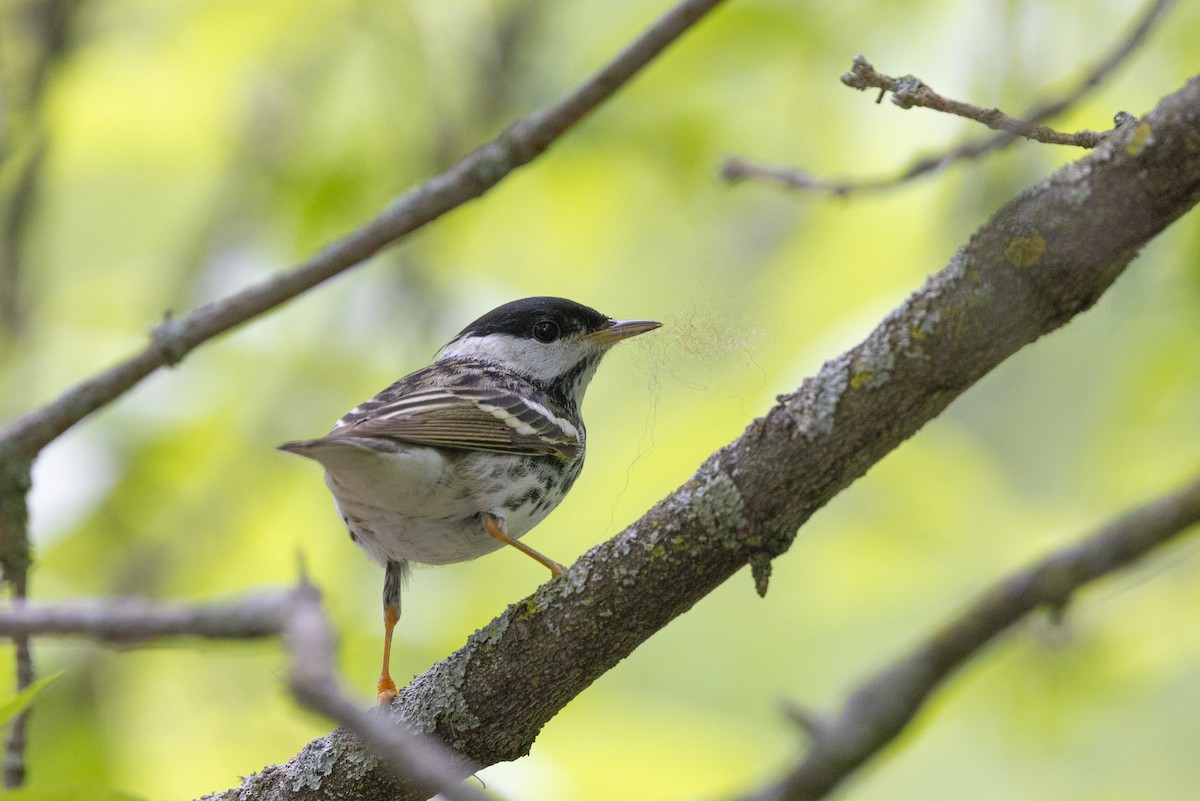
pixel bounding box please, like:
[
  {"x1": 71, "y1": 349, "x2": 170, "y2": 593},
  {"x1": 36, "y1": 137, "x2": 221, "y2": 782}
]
[{"x1": 306, "y1": 439, "x2": 567, "y2": 566}]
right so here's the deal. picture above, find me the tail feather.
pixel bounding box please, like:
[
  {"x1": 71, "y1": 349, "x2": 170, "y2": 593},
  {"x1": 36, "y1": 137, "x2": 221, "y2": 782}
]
[{"x1": 277, "y1": 439, "x2": 322, "y2": 457}]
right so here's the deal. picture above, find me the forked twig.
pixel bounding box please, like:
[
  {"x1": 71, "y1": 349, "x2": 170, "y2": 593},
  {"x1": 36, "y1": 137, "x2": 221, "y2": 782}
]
[{"x1": 722, "y1": 0, "x2": 1176, "y2": 195}]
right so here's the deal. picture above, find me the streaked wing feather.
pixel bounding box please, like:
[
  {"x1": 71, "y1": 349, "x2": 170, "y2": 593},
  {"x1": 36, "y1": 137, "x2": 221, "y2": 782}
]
[{"x1": 330, "y1": 385, "x2": 580, "y2": 458}]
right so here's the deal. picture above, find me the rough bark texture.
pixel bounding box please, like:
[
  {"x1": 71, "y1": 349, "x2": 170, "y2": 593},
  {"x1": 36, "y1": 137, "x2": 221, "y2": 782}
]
[{"x1": 204, "y1": 77, "x2": 1200, "y2": 801}]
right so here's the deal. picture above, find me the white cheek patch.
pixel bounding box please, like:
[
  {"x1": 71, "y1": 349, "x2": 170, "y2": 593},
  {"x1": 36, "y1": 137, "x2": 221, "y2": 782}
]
[{"x1": 438, "y1": 334, "x2": 593, "y2": 385}]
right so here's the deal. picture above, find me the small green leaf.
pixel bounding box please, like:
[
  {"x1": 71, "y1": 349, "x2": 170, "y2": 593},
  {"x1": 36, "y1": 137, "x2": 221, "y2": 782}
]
[{"x1": 0, "y1": 671, "x2": 65, "y2": 726}]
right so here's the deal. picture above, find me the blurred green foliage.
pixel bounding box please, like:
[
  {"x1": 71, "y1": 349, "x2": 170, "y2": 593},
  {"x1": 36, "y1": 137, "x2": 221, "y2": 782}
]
[{"x1": 2, "y1": 0, "x2": 1199, "y2": 799}]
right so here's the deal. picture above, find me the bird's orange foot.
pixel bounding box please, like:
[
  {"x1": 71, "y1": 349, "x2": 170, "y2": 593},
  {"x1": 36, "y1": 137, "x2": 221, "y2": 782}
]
[{"x1": 377, "y1": 675, "x2": 398, "y2": 705}]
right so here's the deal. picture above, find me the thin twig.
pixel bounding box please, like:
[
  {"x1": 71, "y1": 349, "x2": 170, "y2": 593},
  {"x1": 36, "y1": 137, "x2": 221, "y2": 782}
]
[
  {"x1": 735, "y1": 472, "x2": 1200, "y2": 801},
  {"x1": 2, "y1": 571, "x2": 32, "y2": 789},
  {"x1": 0, "y1": 585, "x2": 493, "y2": 801},
  {"x1": 0, "y1": 459, "x2": 32, "y2": 789},
  {"x1": 841, "y1": 56, "x2": 1108, "y2": 147},
  {"x1": 719, "y1": 158, "x2": 893, "y2": 197},
  {"x1": 722, "y1": 0, "x2": 1175, "y2": 194},
  {"x1": 0, "y1": 592, "x2": 294, "y2": 642}
]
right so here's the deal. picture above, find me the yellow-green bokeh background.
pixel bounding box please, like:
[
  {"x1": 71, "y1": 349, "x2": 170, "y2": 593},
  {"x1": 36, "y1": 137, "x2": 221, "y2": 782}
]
[{"x1": 3, "y1": 1, "x2": 1200, "y2": 799}]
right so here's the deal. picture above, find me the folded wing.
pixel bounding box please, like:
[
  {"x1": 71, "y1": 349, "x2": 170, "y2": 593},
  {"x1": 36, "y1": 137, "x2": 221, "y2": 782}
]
[{"x1": 327, "y1": 384, "x2": 581, "y2": 459}]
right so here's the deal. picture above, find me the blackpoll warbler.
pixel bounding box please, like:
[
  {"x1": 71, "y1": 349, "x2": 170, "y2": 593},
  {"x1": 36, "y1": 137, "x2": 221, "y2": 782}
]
[{"x1": 280, "y1": 297, "x2": 660, "y2": 700}]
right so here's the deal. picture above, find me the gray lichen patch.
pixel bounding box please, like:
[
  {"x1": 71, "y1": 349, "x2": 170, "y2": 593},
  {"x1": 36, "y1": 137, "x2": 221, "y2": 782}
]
[
  {"x1": 400, "y1": 646, "x2": 483, "y2": 736},
  {"x1": 900, "y1": 304, "x2": 940, "y2": 362},
  {"x1": 679, "y1": 471, "x2": 746, "y2": 547},
  {"x1": 849, "y1": 329, "x2": 897, "y2": 392},
  {"x1": 330, "y1": 728, "x2": 387, "y2": 788},
  {"x1": 556, "y1": 558, "x2": 592, "y2": 597},
  {"x1": 284, "y1": 736, "x2": 343, "y2": 792},
  {"x1": 1053, "y1": 159, "x2": 1096, "y2": 208},
  {"x1": 808, "y1": 359, "x2": 850, "y2": 438},
  {"x1": 911, "y1": 306, "x2": 940, "y2": 338},
  {"x1": 480, "y1": 609, "x2": 516, "y2": 646}
]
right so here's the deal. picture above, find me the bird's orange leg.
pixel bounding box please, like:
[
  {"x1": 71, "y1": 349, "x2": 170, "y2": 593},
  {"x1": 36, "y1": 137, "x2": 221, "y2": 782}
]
[
  {"x1": 377, "y1": 558, "x2": 406, "y2": 704},
  {"x1": 377, "y1": 603, "x2": 400, "y2": 703},
  {"x1": 482, "y1": 513, "x2": 564, "y2": 577}
]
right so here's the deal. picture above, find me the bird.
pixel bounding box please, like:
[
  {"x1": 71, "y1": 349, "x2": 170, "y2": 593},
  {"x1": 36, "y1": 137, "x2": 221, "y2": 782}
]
[{"x1": 279, "y1": 296, "x2": 661, "y2": 701}]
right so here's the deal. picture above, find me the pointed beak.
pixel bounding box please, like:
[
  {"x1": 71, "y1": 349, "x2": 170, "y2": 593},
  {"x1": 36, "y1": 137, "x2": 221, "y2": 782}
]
[{"x1": 586, "y1": 318, "x2": 662, "y2": 345}]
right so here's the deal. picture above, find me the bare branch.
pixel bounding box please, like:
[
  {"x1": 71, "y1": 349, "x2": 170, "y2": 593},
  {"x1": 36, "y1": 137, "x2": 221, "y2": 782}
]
[
  {"x1": 0, "y1": 460, "x2": 32, "y2": 789},
  {"x1": 720, "y1": 157, "x2": 891, "y2": 197},
  {"x1": 2, "y1": 571, "x2": 33, "y2": 790},
  {"x1": 722, "y1": 0, "x2": 1175, "y2": 194},
  {"x1": 0, "y1": 586, "x2": 494, "y2": 801},
  {"x1": 208, "y1": 75, "x2": 1200, "y2": 801},
  {"x1": 841, "y1": 55, "x2": 1109, "y2": 147},
  {"x1": 0, "y1": 592, "x2": 294, "y2": 642},
  {"x1": 0, "y1": 0, "x2": 729, "y2": 463},
  {"x1": 735, "y1": 472, "x2": 1200, "y2": 801}
]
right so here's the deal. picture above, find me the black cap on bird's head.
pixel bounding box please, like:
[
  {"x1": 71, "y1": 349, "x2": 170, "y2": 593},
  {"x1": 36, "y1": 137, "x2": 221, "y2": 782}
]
[
  {"x1": 437, "y1": 296, "x2": 661, "y2": 393},
  {"x1": 454, "y1": 297, "x2": 610, "y2": 341}
]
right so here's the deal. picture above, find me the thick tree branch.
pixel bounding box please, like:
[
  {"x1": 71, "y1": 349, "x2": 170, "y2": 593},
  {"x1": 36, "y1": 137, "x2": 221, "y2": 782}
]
[
  {"x1": 737, "y1": 472, "x2": 1200, "y2": 801},
  {"x1": 283, "y1": 598, "x2": 495, "y2": 801},
  {"x1": 204, "y1": 76, "x2": 1200, "y2": 801}
]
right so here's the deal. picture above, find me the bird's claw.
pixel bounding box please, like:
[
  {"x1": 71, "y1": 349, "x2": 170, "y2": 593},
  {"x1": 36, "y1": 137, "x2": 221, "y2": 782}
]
[{"x1": 377, "y1": 676, "x2": 398, "y2": 705}]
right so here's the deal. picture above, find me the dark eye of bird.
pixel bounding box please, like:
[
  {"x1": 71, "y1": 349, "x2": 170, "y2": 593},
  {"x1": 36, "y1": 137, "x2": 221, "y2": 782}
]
[{"x1": 532, "y1": 320, "x2": 560, "y2": 343}]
